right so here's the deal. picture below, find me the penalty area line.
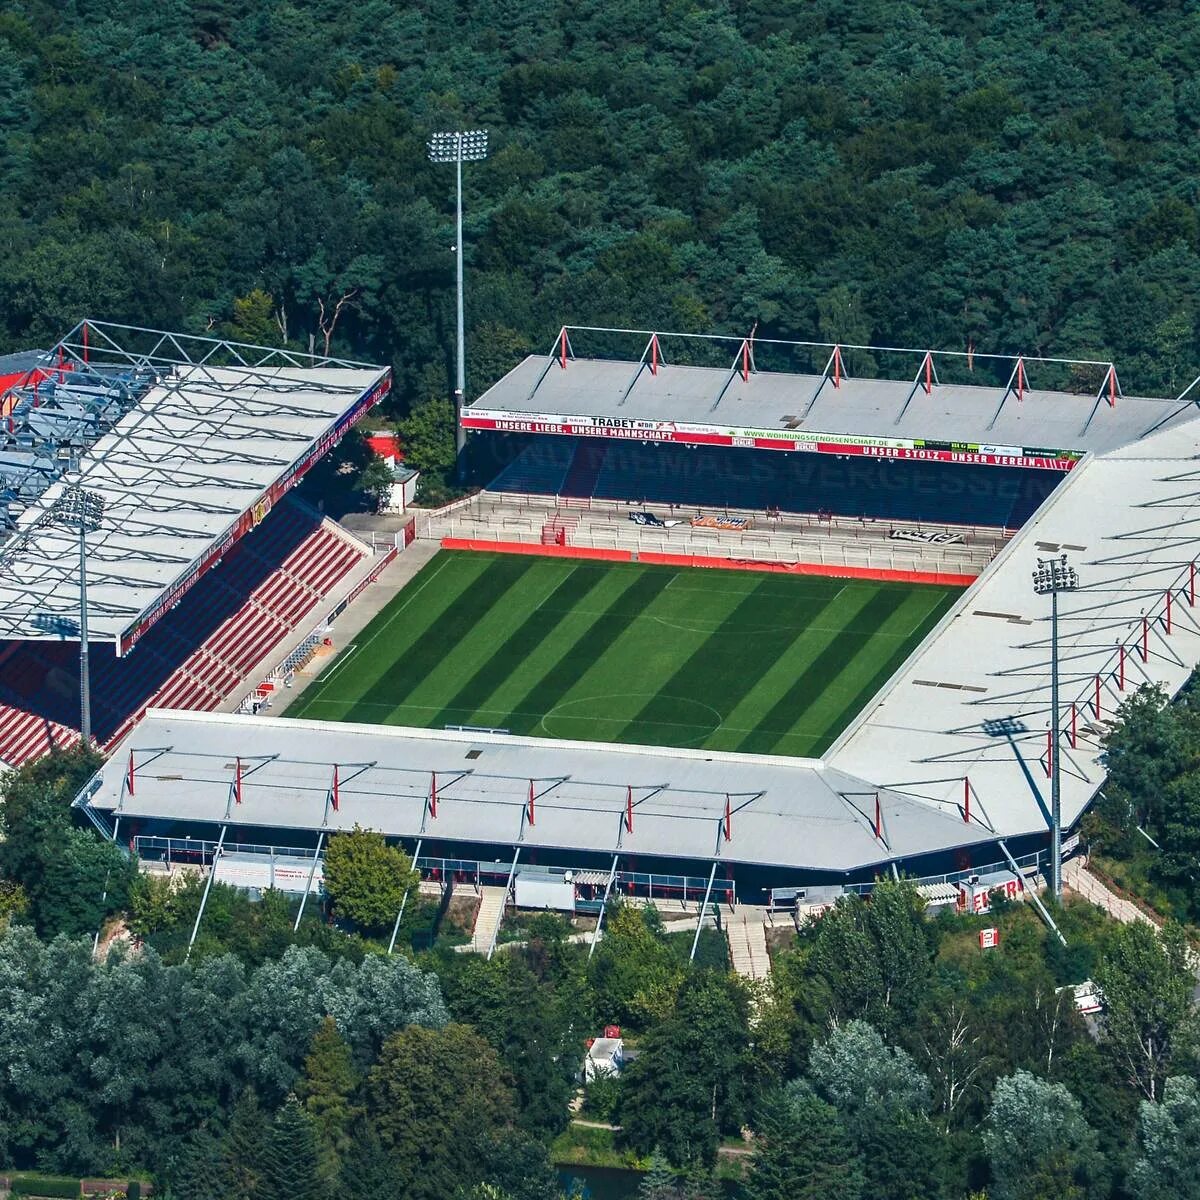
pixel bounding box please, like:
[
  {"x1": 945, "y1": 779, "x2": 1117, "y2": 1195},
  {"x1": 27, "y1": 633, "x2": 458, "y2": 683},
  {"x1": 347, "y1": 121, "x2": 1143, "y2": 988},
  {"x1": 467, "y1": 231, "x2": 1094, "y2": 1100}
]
[{"x1": 313, "y1": 642, "x2": 360, "y2": 685}]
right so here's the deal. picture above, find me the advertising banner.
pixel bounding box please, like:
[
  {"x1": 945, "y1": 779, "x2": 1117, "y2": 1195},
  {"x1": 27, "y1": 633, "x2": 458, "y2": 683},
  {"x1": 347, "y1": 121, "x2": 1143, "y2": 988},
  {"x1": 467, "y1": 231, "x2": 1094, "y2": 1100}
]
[{"x1": 460, "y1": 408, "x2": 1082, "y2": 472}]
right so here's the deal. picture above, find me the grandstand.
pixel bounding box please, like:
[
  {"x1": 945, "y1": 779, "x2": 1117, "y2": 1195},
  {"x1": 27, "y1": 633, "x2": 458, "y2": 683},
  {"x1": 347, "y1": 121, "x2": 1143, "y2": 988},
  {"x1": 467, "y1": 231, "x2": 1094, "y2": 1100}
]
[
  {"x1": 71, "y1": 324, "x2": 1200, "y2": 903},
  {"x1": 0, "y1": 321, "x2": 391, "y2": 768}
]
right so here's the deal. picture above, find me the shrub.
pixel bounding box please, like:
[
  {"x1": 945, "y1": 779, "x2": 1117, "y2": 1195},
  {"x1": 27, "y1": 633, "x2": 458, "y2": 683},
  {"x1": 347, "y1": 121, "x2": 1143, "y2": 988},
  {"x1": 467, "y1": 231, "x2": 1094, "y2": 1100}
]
[{"x1": 11, "y1": 1175, "x2": 80, "y2": 1198}]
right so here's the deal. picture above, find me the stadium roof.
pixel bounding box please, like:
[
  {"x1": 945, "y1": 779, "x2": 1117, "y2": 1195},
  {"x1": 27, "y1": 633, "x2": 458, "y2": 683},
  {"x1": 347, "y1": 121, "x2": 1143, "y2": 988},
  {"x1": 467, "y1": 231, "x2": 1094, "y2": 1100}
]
[
  {"x1": 0, "y1": 322, "x2": 389, "y2": 652},
  {"x1": 68, "y1": 325, "x2": 1200, "y2": 879},
  {"x1": 79, "y1": 709, "x2": 996, "y2": 874},
  {"x1": 828, "y1": 414, "x2": 1200, "y2": 839},
  {"x1": 464, "y1": 328, "x2": 1191, "y2": 469}
]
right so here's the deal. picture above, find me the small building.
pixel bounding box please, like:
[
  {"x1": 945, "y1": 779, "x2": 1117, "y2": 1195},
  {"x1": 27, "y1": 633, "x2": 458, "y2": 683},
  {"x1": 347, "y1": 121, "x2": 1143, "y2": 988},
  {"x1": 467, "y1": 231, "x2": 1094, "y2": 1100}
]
[
  {"x1": 385, "y1": 466, "x2": 419, "y2": 513},
  {"x1": 583, "y1": 1036, "x2": 624, "y2": 1082}
]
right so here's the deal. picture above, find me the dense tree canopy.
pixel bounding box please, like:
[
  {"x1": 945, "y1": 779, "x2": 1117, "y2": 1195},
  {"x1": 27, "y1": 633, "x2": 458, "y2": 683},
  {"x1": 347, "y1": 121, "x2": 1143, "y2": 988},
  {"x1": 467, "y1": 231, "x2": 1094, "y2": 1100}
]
[{"x1": 1, "y1": 0, "x2": 1199, "y2": 468}]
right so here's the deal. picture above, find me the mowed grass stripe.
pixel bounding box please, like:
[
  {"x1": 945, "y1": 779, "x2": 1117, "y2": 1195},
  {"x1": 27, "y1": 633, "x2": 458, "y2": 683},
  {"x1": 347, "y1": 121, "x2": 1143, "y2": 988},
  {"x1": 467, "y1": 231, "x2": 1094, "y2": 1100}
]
[
  {"x1": 797, "y1": 588, "x2": 956, "y2": 754},
  {"x1": 776, "y1": 587, "x2": 951, "y2": 753},
  {"x1": 341, "y1": 555, "x2": 538, "y2": 723},
  {"x1": 549, "y1": 569, "x2": 757, "y2": 743},
  {"x1": 615, "y1": 576, "x2": 834, "y2": 746},
  {"x1": 503, "y1": 569, "x2": 677, "y2": 736},
  {"x1": 288, "y1": 552, "x2": 487, "y2": 718},
  {"x1": 452, "y1": 565, "x2": 651, "y2": 728},
  {"x1": 733, "y1": 587, "x2": 905, "y2": 755},
  {"x1": 423, "y1": 564, "x2": 610, "y2": 729},
  {"x1": 379, "y1": 560, "x2": 579, "y2": 719},
  {"x1": 700, "y1": 584, "x2": 861, "y2": 754}
]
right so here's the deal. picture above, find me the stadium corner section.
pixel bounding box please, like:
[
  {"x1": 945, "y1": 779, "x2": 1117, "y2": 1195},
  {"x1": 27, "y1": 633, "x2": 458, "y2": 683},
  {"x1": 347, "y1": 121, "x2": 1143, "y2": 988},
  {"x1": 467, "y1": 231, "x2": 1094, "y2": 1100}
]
[
  {"x1": 116, "y1": 367, "x2": 392, "y2": 657},
  {"x1": 437, "y1": 537, "x2": 978, "y2": 588}
]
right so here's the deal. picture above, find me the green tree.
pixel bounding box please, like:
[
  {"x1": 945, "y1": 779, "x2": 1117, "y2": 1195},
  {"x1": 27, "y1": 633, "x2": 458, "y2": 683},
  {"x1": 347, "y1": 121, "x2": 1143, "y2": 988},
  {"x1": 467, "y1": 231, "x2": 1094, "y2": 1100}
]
[
  {"x1": 588, "y1": 903, "x2": 684, "y2": 1028},
  {"x1": 227, "y1": 288, "x2": 280, "y2": 346},
  {"x1": 1129, "y1": 1076, "x2": 1200, "y2": 1200},
  {"x1": 338, "y1": 1129, "x2": 402, "y2": 1200},
  {"x1": 296, "y1": 1016, "x2": 358, "y2": 1181},
  {"x1": 638, "y1": 1149, "x2": 679, "y2": 1200},
  {"x1": 619, "y1": 973, "x2": 752, "y2": 1166},
  {"x1": 321, "y1": 826, "x2": 417, "y2": 933},
  {"x1": 258, "y1": 1095, "x2": 324, "y2": 1200},
  {"x1": 171, "y1": 1128, "x2": 227, "y2": 1200},
  {"x1": 0, "y1": 879, "x2": 28, "y2": 926},
  {"x1": 439, "y1": 952, "x2": 576, "y2": 1137},
  {"x1": 396, "y1": 384, "x2": 458, "y2": 502},
  {"x1": 223, "y1": 1091, "x2": 270, "y2": 1200},
  {"x1": 0, "y1": 748, "x2": 132, "y2": 939},
  {"x1": 744, "y1": 1082, "x2": 863, "y2": 1200},
  {"x1": 808, "y1": 1020, "x2": 930, "y2": 1124},
  {"x1": 1100, "y1": 685, "x2": 1193, "y2": 832},
  {"x1": 808, "y1": 879, "x2": 933, "y2": 1033},
  {"x1": 982, "y1": 1070, "x2": 1103, "y2": 1200},
  {"x1": 1095, "y1": 921, "x2": 1197, "y2": 1101},
  {"x1": 364, "y1": 1023, "x2": 513, "y2": 1200}
]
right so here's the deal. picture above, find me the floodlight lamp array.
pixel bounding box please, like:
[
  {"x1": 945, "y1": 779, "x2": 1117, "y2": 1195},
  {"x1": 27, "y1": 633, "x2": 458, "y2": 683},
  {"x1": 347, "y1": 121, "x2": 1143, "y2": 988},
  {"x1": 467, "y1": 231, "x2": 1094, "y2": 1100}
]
[
  {"x1": 427, "y1": 129, "x2": 489, "y2": 162},
  {"x1": 47, "y1": 484, "x2": 105, "y2": 534},
  {"x1": 1032, "y1": 554, "x2": 1079, "y2": 595}
]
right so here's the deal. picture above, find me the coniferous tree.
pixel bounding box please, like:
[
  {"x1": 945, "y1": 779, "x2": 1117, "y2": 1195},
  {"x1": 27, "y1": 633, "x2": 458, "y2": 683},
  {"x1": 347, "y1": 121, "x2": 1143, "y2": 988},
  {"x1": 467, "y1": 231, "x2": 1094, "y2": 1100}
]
[
  {"x1": 743, "y1": 1083, "x2": 864, "y2": 1200},
  {"x1": 638, "y1": 1149, "x2": 679, "y2": 1200},
  {"x1": 171, "y1": 1128, "x2": 227, "y2": 1200},
  {"x1": 296, "y1": 1016, "x2": 358, "y2": 1182},
  {"x1": 258, "y1": 1095, "x2": 325, "y2": 1200},
  {"x1": 223, "y1": 1091, "x2": 270, "y2": 1200}
]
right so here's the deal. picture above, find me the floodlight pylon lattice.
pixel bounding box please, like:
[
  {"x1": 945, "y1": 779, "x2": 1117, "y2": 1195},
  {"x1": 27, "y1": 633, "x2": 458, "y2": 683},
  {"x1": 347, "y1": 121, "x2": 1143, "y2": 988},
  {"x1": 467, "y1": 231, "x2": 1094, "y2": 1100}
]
[
  {"x1": 43, "y1": 481, "x2": 105, "y2": 746},
  {"x1": 428, "y1": 129, "x2": 490, "y2": 479},
  {"x1": 1031, "y1": 553, "x2": 1080, "y2": 900}
]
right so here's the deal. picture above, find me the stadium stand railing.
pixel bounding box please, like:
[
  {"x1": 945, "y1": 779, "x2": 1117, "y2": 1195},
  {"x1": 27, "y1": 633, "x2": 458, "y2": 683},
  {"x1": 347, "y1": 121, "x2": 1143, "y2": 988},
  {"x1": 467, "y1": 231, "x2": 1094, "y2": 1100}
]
[{"x1": 419, "y1": 491, "x2": 1009, "y2": 579}]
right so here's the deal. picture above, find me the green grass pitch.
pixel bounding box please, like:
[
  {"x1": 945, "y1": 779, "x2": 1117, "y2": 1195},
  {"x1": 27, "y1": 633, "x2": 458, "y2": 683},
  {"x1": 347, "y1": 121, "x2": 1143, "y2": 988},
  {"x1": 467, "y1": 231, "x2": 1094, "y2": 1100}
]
[{"x1": 284, "y1": 551, "x2": 959, "y2": 758}]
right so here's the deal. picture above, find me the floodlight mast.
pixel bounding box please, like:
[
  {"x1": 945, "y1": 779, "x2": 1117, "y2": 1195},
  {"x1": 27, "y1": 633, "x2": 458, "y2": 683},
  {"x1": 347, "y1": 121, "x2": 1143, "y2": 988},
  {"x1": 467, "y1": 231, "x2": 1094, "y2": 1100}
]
[
  {"x1": 1032, "y1": 554, "x2": 1079, "y2": 900},
  {"x1": 44, "y1": 482, "x2": 105, "y2": 747},
  {"x1": 428, "y1": 129, "x2": 489, "y2": 481}
]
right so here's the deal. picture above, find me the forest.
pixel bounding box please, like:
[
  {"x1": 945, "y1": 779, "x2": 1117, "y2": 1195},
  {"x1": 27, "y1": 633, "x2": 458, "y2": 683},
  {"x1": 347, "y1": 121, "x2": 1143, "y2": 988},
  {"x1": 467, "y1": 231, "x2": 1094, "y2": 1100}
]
[{"x1": 3, "y1": 0, "x2": 1200, "y2": 496}]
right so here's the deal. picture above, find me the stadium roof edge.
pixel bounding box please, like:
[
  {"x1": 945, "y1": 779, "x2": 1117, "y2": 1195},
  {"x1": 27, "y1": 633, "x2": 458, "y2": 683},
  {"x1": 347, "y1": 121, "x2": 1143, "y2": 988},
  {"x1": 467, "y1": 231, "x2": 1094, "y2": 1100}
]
[{"x1": 465, "y1": 327, "x2": 1199, "y2": 468}]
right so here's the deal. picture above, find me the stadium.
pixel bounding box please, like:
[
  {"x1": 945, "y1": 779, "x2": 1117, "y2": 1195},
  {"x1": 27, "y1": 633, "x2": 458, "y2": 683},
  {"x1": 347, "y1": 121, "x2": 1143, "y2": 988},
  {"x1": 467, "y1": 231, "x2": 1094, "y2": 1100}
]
[{"x1": 28, "y1": 322, "x2": 1200, "y2": 922}]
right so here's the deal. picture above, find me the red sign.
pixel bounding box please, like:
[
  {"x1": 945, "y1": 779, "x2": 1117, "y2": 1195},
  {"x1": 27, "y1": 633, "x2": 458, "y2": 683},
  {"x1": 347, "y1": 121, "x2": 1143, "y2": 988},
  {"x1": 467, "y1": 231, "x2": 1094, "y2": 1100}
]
[{"x1": 979, "y1": 927, "x2": 1000, "y2": 949}]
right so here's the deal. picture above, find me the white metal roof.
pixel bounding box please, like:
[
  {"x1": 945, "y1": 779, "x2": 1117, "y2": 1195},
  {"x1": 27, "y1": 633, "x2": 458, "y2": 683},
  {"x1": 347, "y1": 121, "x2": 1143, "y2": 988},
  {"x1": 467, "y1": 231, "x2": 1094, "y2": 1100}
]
[
  {"x1": 828, "y1": 415, "x2": 1200, "y2": 839},
  {"x1": 0, "y1": 359, "x2": 388, "y2": 647},
  {"x1": 81, "y1": 709, "x2": 995, "y2": 874},
  {"x1": 466, "y1": 355, "x2": 1187, "y2": 463}
]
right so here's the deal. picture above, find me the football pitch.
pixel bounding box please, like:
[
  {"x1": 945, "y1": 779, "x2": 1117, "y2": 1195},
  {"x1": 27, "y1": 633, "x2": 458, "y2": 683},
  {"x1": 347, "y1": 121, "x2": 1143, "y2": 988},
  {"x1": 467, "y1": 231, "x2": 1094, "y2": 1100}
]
[{"x1": 285, "y1": 551, "x2": 959, "y2": 757}]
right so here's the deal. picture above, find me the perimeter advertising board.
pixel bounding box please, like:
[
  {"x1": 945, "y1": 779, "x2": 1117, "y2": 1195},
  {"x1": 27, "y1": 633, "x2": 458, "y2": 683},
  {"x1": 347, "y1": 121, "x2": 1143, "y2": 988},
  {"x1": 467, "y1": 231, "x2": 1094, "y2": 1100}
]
[
  {"x1": 117, "y1": 370, "x2": 392, "y2": 655},
  {"x1": 460, "y1": 408, "x2": 1082, "y2": 472}
]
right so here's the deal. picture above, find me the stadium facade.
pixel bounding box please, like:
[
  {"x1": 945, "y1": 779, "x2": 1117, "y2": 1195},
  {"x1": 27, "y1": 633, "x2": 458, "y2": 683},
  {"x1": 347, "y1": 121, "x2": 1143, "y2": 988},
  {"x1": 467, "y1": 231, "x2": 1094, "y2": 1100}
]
[{"x1": 72, "y1": 326, "x2": 1200, "y2": 902}]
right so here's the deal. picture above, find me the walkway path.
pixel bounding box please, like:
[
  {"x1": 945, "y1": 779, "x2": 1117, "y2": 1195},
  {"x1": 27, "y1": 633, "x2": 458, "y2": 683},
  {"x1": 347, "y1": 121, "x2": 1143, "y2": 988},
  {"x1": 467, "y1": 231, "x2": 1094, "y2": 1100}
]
[{"x1": 1063, "y1": 858, "x2": 1159, "y2": 928}]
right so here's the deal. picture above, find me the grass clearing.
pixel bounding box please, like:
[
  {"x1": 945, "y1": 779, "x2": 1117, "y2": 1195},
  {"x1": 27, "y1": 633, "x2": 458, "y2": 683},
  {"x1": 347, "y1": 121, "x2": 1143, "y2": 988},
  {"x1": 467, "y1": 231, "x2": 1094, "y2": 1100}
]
[{"x1": 285, "y1": 551, "x2": 958, "y2": 756}]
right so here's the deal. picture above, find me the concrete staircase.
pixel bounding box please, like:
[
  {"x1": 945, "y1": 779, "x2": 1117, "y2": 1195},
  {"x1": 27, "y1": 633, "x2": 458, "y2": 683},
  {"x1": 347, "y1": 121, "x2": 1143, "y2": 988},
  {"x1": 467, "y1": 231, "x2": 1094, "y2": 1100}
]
[
  {"x1": 1063, "y1": 858, "x2": 1158, "y2": 927},
  {"x1": 471, "y1": 886, "x2": 509, "y2": 954},
  {"x1": 727, "y1": 907, "x2": 771, "y2": 980}
]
